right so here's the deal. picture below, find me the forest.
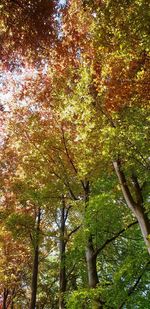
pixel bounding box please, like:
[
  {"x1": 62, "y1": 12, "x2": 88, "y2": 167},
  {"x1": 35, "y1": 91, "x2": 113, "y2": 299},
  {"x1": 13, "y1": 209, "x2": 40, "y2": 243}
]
[{"x1": 0, "y1": 0, "x2": 150, "y2": 308}]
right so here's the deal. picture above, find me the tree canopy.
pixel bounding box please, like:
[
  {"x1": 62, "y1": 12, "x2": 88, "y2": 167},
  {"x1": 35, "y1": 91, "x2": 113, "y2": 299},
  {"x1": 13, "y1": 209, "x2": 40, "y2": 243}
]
[{"x1": 0, "y1": 1, "x2": 150, "y2": 308}]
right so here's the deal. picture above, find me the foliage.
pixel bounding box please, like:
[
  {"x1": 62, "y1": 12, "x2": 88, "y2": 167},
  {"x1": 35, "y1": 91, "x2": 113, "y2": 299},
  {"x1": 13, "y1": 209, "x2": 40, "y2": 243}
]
[{"x1": 0, "y1": 0, "x2": 150, "y2": 308}]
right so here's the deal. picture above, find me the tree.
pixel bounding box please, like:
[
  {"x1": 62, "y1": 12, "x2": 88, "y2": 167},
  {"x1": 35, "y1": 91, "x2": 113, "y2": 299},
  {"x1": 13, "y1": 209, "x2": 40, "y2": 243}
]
[
  {"x1": 0, "y1": 0, "x2": 57, "y2": 65},
  {"x1": 1, "y1": 0, "x2": 150, "y2": 308}
]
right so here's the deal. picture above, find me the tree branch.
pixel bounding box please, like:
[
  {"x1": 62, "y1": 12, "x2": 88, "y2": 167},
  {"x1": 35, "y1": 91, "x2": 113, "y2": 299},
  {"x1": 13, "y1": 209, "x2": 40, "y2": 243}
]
[
  {"x1": 94, "y1": 220, "x2": 138, "y2": 258},
  {"x1": 131, "y1": 172, "x2": 143, "y2": 204},
  {"x1": 67, "y1": 225, "x2": 81, "y2": 241},
  {"x1": 113, "y1": 159, "x2": 136, "y2": 210},
  {"x1": 61, "y1": 125, "x2": 78, "y2": 175},
  {"x1": 65, "y1": 205, "x2": 72, "y2": 222}
]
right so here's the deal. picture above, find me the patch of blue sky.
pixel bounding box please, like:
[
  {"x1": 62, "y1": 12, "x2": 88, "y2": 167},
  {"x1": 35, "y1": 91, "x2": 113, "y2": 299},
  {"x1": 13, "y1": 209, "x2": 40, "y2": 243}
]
[{"x1": 59, "y1": 0, "x2": 66, "y2": 7}]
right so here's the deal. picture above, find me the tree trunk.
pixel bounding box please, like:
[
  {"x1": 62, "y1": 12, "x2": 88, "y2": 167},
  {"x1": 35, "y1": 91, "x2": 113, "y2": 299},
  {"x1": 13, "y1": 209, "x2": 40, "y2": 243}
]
[
  {"x1": 86, "y1": 236, "x2": 99, "y2": 288},
  {"x1": 2, "y1": 289, "x2": 8, "y2": 309},
  {"x1": 86, "y1": 236, "x2": 103, "y2": 308},
  {"x1": 134, "y1": 204, "x2": 150, "y2": 254},
  {"x1": 29, "y1": 208, "x2": 41, "y2": 309},
  {"x1": 84, "y1": 181, "x2": 99, "y2": 288},
  {"x1": 113, "y1": 160, "x2": 150, "y2": 255},
  {"x1": 59, "y1": 197, "x2": 67, "y2": 309},
  {"x1": 83, "y1": 181, "x2": 103, "y2": 308}
]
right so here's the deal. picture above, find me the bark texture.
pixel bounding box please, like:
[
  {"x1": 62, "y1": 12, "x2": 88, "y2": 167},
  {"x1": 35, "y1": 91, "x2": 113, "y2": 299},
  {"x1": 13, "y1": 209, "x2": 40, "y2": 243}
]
[
  {"x1": 113, "y1": 160, "x2": 150, "y2": 255},
  {"x1": 86, "y1": 235, "x2": 99, "y2": 288}
]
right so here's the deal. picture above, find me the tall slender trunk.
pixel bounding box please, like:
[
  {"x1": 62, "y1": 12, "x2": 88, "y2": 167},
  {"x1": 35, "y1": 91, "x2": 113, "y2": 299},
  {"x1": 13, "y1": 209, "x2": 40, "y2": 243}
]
[
  {"x1": 84, "y1": 181, "x2": 99, "y2": 288},
  {"x1": 59, "y1": 197, "x2": 67, "y2": 309},
  {"x1": 84, "y1": 181, "x2": 103, "y2": 308},
  {"x1": 86, "y1": 236, "x2": 99, "y2": 288},
  {"x1": 85, "y1": 236, "x2": 103, "y2": 309},
  {"x1": 113, "y1": 160, "x2": 150, "y2": 255},
  {"x1": 29, "y1": 208, "x2": 41, "y2": 309},
  {"x1": 2, "y1": 288, "x2": 8, "y2": 309}
]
